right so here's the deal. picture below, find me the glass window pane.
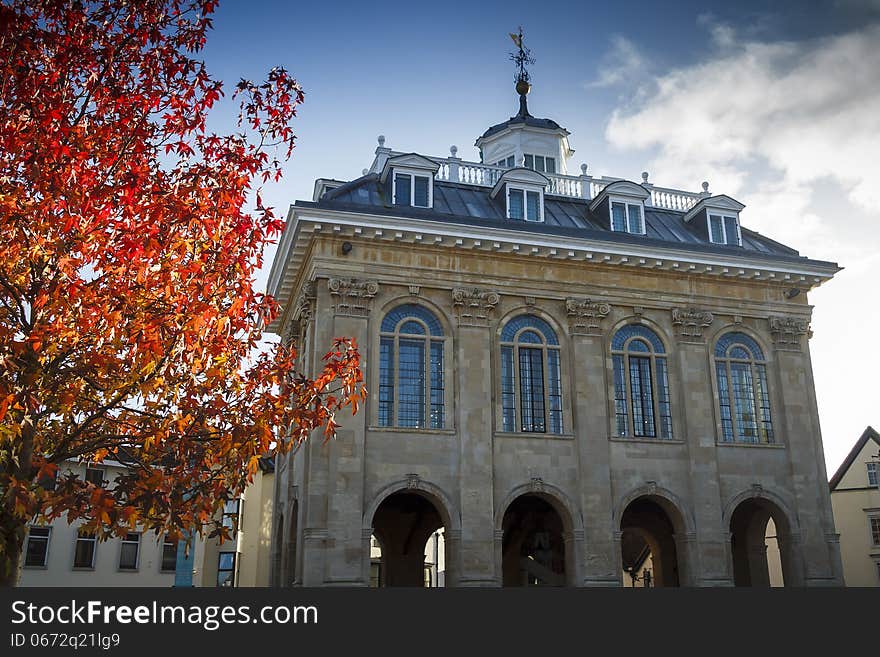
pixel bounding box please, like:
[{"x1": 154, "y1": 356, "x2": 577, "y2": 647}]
[
  {"x1": 379, "y1": 337, "x2": 394, "y2": 427},
  {"x1": 547, "y1": 349, "x2": 563, "y2": 434},
  {"x1": 723, "y1": 216, "x2": 739, "y2": 245},
  {"x1": 414, "y1": 176, "x2": 429, "y2": 207},
  {"x1": 709, "y1": 214, "x2": 724, "y2": 243},
  {"x1": 545, "y1": 158, "x2": 556, "y2": 174},
  {"x1": 430, "y1": 341, "x2": 444, "y2": 429},
  {"x1": 534, "y1": 156, "x2": 545, "y2": 172},
  {"x1": 120, "y1": 539, "x2": 139, "y2": 570},
  {"x1": 25, "y1": 528, "x2": 50, "y2": 567},
  {"x1": 74, "y1": 532, "x2": 95, "y2": 568},
  {"x1": 519, "y1": 347, "x2": 545, "y2": 432},
  {"x1": 394, "y1": 173, "x2": 411, "y2": 206},
  {"x1": 397, "y1": 339, "x2": 426, "y2": 428},
  {"x1": 755, "y1": 364, "x2": 774, "y2": 443},
  {"x1": 501, "y1": 346, "x2": 516, "y2": 432},
  {"x1": 716, "y1": 363, "x2": 734, "y2": 442},
  {"x1": 524, "y1": 154, "x2": 534, "y2": 170},
  {"x1": 627, "y1": 204, "x2": 642, "y2": 234},
  {"x1": 630, "y1": 356, "x2": 655, "y2": 437},
  {"x1": 399, "y1": 320, "x2": 425, "y2": 335},
  {"x1": 611, "y1": 202, "x2": 627, "y2": 231},
  {"x1": 162, "y1": 538, "x2": 178, "y2": 572},
  {"x1": 218, "y1": 552, "x2": 235, "y2": 570},
  {"x1": 381, "y1": 304, "x2": 443, "y2": 335},
  {"x1": 501, "y1": 315, "x2": 559, "y2": 345},
  {"x1": 508, "y1": 189, "x2": 524, "y2": 219},
  {"x1": 612, "y1": 325, "x2": 665, "y2": 353},
  {"x1": 613, "y1": 354, "x2": 628, "y2": 436},
  {"x1": 731, "y1": 362, "x2": 758, "y2": 442},
  {"x1": 656, "y1": 358, "x2": 673, "y2": 439},
  {"x1": 518, "y1": 329, "x2": 543, "y2": 344},
  {"x1": 526, "y1": 191, "x2": 541, "y2": 221}
]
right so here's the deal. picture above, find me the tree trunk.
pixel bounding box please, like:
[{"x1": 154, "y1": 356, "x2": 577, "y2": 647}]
[{"x1": 0, "y1": 508, "x2": 25, "y2": 587}]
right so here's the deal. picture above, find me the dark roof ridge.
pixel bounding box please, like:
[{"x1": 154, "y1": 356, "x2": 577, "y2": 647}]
[{"x1": 829, "y1": 426, "x2": 880, "y2": 490}]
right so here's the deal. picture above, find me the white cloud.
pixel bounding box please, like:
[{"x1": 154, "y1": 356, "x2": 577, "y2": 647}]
[
  {"x1": 599, "y1": 24, "x2": 880, "y2": 471},
  {"x1": 585, "y1": 36, "x2": 650, "y2": 89},
  {"x1": 605, "y1": 25, "x2": 880, "y2": 216}
]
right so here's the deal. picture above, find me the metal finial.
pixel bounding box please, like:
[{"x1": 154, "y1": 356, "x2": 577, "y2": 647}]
[
  {"x1": 642, "y1": 171, "x2": 649, "y2": 183},
  {"x1": 450, "y1": 145, "x2": 458, "y2": 157},
  {"x1": 362, "y1": 168, "x2": 368, "y2": 176},
  {"x1": 580, "y1": 163, "x2": 588, "y2": 175},
  {"x1": 377, "y1": 135, "x2": 385, "y2": 147},
  {"x1": 702, "y1": 181, "x2": 709, "y2": 192}
]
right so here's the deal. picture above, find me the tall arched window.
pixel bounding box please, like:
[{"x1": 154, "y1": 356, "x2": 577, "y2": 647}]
[
  {"x1": 379, "y1": 304, "x2": 445, "y2": 429},
  {"x1": 611, "y1": 325, "x2": 672, "y2": 439},
  {"x1": 500, "y1": 315, "x2": 563, "y2": 434},
  {"x1": 714, "y1": 332, "x2": 773, "y2": 443}
]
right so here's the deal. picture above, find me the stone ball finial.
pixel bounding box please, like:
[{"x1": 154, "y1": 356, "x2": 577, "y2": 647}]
[
  {"x1": 377, "y1": 135, "x2": 386, "y2": 147},
  {"x1": 580, "y1": 163, "x2": 588, "y2": 175},
  {"x1": 362, "y1": 168, "x2": 368, "y2": 176},
  {"x1": 642, "y1": 171, "x2": 649, "y2": 183},
  {"x1": 702, "y1": 181, "x2": 710, "y2": 192},
  {"x1": 450, "y1": 145, "x2": 458, "y2": 157}
]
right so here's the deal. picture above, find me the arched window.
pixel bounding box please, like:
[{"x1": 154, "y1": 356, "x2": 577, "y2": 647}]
[
  {"x1": 611, "y1": 325, "x2": 672, "y2": 439},
  {"x1": 379, "y1": 304, "x2": 445, "y2": 429},
  {"x1": 714, "y1": 332, "x2": 773, "y2": 443},
  {"x1": 500, "y1": 315, "x2": 562, "y2": 434}
]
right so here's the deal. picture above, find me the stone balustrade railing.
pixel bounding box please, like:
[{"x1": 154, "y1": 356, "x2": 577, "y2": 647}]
[{"x1": 379, "y1": 148, "x2": 706, "y2": 212}]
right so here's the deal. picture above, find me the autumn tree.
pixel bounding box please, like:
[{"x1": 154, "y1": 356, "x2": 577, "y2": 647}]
[{"x1": 0, "y1": 0, "x2": 364, "y2": 586}]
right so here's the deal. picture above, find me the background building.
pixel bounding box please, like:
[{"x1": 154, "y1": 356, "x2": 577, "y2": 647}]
[
  {"x1": 267, "y1": 63, "x2": 844, "y2": 586},
  {"x1": 829, "y1": 427, "x2": 880, "y2": 586},
  {"x1": 20, "y1": 460, "x2": 177, "y2": 587}
]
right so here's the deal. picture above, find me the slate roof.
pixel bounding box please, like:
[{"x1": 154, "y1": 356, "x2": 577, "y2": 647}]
[
  {"x1": 480, "y1": 114, "x2": 568, "y2": 140},
  {"x1": 303, "y1": 174, "x2": 834, "y2": 267},
  {"x1": 829, "y1": 426, "x2": 880, "y2": 490}
]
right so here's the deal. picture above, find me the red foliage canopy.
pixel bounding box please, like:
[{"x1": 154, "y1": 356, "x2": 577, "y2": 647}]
[{"x1": 0, "y1": 0, "x2": 364, "y2": 582}]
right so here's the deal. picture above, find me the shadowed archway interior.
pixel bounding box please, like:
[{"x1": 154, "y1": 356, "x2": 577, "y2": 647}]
[
  {"x1": 370, "y1": 491, "x2": 445, "y2": 587},
  {"x1": 729, "y1": 497, "x2": 791, "y2": 587},
  {"x1": 502, "y1": 495, "x2": 566, "y2": 586},
  {"x1": 620, "y1": 497, "x2": 682, "y2": 587}
]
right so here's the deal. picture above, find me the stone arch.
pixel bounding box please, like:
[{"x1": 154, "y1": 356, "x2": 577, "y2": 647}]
[
  {"x1": 495, "y1": 305, "x2": 567, "y2": 346},
  {"x1": 495, "y1": 481, "x2": 583, "y2": 587},
  {"x1": 607, "y1": 314, "x2": 674, "y2": 354},
  {"x1": 494, "y1": 481, "x2": 582, "y2": 534},
  {"x1": 705, "y1": 322, "x2": 773, "y2": 362},
  {"x1": 614, "y1": 483, "x2": 694, "y2": 535},
  {"x1": 724, "y1": 486, "x2": 803, "y2": 587},
  {"x1": 615, "y1": 484, "x2": 694, "y2": 587},
  {"x1": 363, "y1": 478, "x2": 459, "y2": 587},
  {"x1": 375, "y1": 294, "x2": 455, "y2": 338}
]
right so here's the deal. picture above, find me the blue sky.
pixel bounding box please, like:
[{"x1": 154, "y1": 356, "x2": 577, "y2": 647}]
[{"x1": 199, "y1": 1, "x2": 880, "y2": 473}]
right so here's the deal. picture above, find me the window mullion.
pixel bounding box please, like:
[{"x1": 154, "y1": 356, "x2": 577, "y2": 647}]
[
  {"x1": 651, "y1": 355, "x2": 660, "y2": 437},
  {"x1": 727, "y1": 361, "x2": 737, "y2": 441},
  {"x1": 542, "y1": 346, "x2": 549, "y2": 433},
  {"x1": 392, "y1": 335, "x2": 400, "y2": 427},
  {"x1": 423, "y1": 336, "x2": 430, "y2": 429},
  {"x1": 624, "y1": 353, "x2": 634, "y2": 437}
]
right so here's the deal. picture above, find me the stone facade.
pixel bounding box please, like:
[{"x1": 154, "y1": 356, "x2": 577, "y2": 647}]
[{"x1": 269, "y1": 235, "x2": 844, "y2": 587}]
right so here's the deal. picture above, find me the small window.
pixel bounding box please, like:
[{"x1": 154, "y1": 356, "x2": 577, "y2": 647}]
[
  {"x1": 870, "y1": 517, "x2": 880, "y2": 547},
  {"x1": 161, "y1": 536, "x2": 178, "y2": 572},
  {"x1": 507, "y1": 187, "x2": 542, "y2": 222},
  {"x1": 868, "y1": 462, "x2": 878, "y2": 487},
  {"x1": 708, "y1": 214, "x2": 741, "y2": 246},
  {"x1": 73, "y1": 529, "x2": 97, "y2": 568},
  {"x1": 217, "y1": 551, "x2": 237, "y2": 587},
  {"x1": 222, "y1": 499, "x2": 240, "y2": 532},
  {"x1": 610, "y1": 201, "x2": 644, "y2": 235},
  {"x1": 84, "y1": 466, "x2": 105, "y2": 486},
  {"x1": 119, "y1": 532, "x2": 140, "y2": 570},
  {"x1": 393, "y1": 171, "x2": 431, "y2": 208},
  {"x1": 524, "y1": 154, "x2": 555, "y2": 174},
  {"x1": 496, "y1": 156, "x2": 514, "y2": 168},
  {"x1": 24, "y1": 526, "x2": 51, "y2": 567}
]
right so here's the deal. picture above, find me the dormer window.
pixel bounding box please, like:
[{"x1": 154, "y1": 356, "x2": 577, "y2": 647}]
[
  {"x1": 393, "y1": 171, "x2": 431, "y2": 208},
  {"x1": 708, "y1": 214, "x2": 741, "y2": 246},
  {"x1": 380, "y1": 154, "x2": 440, "y2": 210},
  {"x1": 524, "y1": 154, "x2": 556, "y2": 174},
  {"x1": 610, "y1": 200, "x2": 645, "y2": 235},
  {"x1": 490, "y1": 168, "x2": 549, "y2": 224},
  {"x1": 496, "y1": 155, "x2": 515, "y2": 168},
  {"x1": 507, "y1": 187, "x2": 542, "y2": 222},
  {"x1": 589, "y1": 180, "x2": 651, "y2": 237}
]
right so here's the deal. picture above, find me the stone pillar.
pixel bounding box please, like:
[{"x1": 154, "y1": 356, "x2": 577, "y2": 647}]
[
  {"x1": 566, "y1": 299, "x2": 619, "y2": 586},
  {"x1": 769, "y1": 315, "x2": 843, "y2": 585},
  {"x1": 452, "y1": 288, "x2": 499, "y2": 586},
  {"x1": 671, "y1": 308, "x2": 732, "y2": 586}
]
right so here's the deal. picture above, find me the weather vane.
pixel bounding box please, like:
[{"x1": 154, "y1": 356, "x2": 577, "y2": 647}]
[{"x1": 509, "y1": 26, "x2": 535, "y2": 86}]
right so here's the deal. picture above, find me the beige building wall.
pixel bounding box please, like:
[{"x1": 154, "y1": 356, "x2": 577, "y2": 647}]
[
  {"x1": 830, "y1": 431, "x2": 880, "y2": 586},
  {"x1": 270, "y1": 232, "x2": 844, "y2": 587},
  {"x1": 19, "y1": 461, "x2": 175, "y2": 588}
]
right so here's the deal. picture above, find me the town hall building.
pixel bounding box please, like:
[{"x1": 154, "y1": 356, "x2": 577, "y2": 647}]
[{"x1": 266, "y1": 44, "x2": 844, "y2": 586}]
